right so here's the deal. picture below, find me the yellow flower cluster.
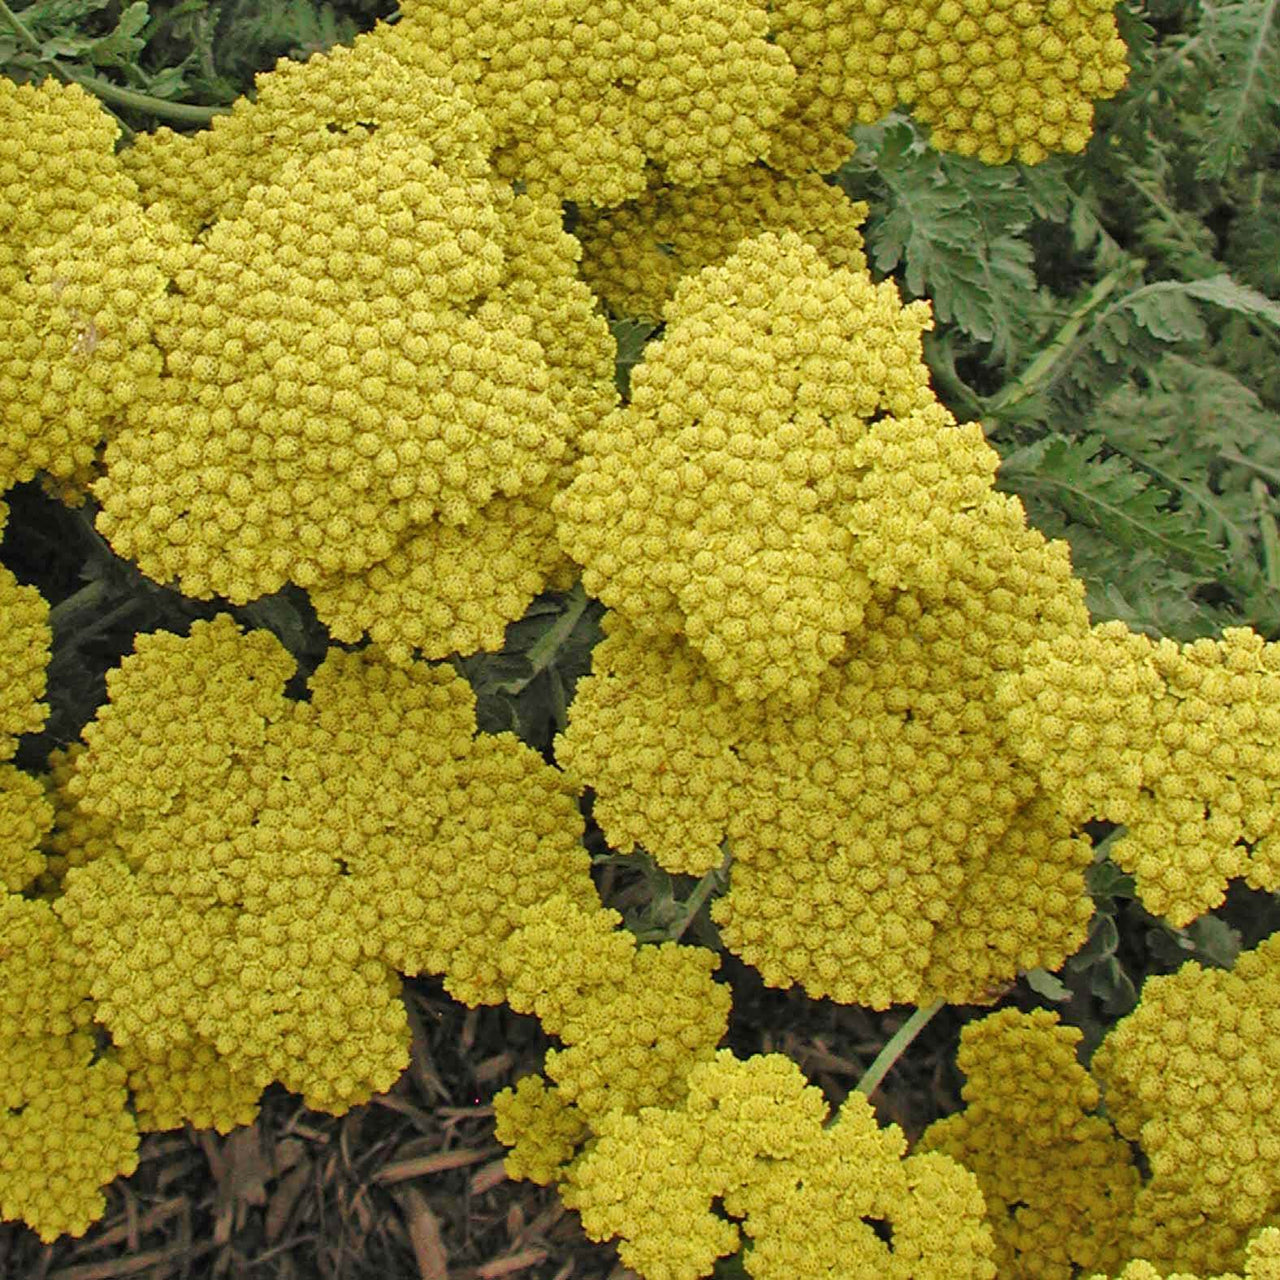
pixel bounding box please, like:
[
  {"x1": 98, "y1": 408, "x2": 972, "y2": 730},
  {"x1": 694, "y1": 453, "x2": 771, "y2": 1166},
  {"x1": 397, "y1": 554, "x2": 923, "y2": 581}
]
[
  {"x1": 997, "y1": 621, "x2": 1280, "y2": 924},
  {"x1": 1, "y1": 894, "x2": 95, "y2": 1040},
  {"x1": 0, "y1": 52, "x2": 611, "y2": 657},
  {"x1": 0, "y1": 79, "x2": 169, "y2": 496},
  {"x1": 555, "y1": 231, "x2": 1095, "y2": 1008},
  {"x1": 557, "y1": 232, "x2": 935, "y2": 705},
  {"x1": 51, "y1": 614, "x2": 594, "y2": 1126},
  {"x1": 119, "y1": 41, "x2": 488, "y2": 233},
  {"x1": 918, "y1": 1008, "x2": 1140, "y2": 1280},
  {"x1": 894, "y1": 0, "x2": 1130, "y2": 163},
  {"x1": 496, "y1": 894, "x2": 731, "y2": 1123},
  {"x1": 2, "y1": 200, "x2": 180, "y2": 496},
  {"x1": 310, "y1": 483, "x2": 574, "y2": 664},
  {"x1": 0, "y1": 505, "x2": 49, "y2": 758},
  {"x1": 111, "y1": 1038, "x2": 263, "y2": 1136},
  {"x1": 556, "y1": 615, "x2": 760, "y2": 875},
  {"x1": 492, "y1": 1073, "x2": 593, "y2": 1186},
  {"x1": 560, "y1": 1049, "x2": 996, "y2": 1280},
  {"x1": 1091, "y1": 1229, "x2": 1280, "y2": 1280},
  {"x1": 369, "y1": 0, "x2": 795, "y2": 206},
  {"x1": 1090, "y1": 935, "x2": 1280, "y2": 1276},
  {"x1": 1, "y1": 894, "x2": 139, "y2": 1243},
  {"x1": 0, "y1": 78, "x2": 134, "y2": 250},
  {"x1": 39, "y1": 744, "x2": 117, "y2": 888},
  {"x1": 767, "y1": 0, "x2": 1128, "y2": 171},
  {"x1": 0, "y1": 561, "x2": 138, "y2": 1243},
  {"x1": 0, "y1": 1032, "x2": 138, "y2": 1243},
  {"x1": 97, "y1": 142, "x2": 558, "y2": 598},
  {"x1": 559, "y1": 609, "x2": 1094, "y2": 1011},
  {"x1": 575, "y1": 165, "x2": 868, "y2": 319},
  {"x1": 0, "y1": 760, "x2": 48, "y2": 893},
  {"x1": 90, "y1": 43, "x2": 614, "y2": 655},
  {"x1": 708, "y1": 563, "x2": 1095, "y2": 1009},
  {"x1": 1, "y1": 503, "x2": 51, "y2": 892}
]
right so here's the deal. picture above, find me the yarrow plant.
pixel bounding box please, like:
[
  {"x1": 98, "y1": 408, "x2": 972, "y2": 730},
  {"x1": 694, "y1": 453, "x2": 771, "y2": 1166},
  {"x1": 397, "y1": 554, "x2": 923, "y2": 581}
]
[{"x1": 2, "y1": 0, "x2": 1280, "y2": 1273}]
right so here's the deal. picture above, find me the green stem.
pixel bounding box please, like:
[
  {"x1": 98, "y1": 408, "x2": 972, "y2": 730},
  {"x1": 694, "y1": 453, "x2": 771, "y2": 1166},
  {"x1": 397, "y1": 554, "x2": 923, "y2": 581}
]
[
  {"x1": 494, "y1": 583, "x2": 591, "y2": 695},
  {"x1": 855, "y1": 998, "x2": 946, "y2": 1098},
  {"x1": 0, "y1": 1, "x2": 228, "y2": 126},
  {"x1": 1253, "y1": 479, "x2": 1280, "y2": 591},
  {"x1": 0, "y1": 0, "x2": 41, "y2": 53},
  {"x1": 49, "y1": 581, "x2": 142, "y2": 640},
  {"x1": 1223, "y1": 450, "x2": 1280, "y2": 487},
  {"x1": 985, "y1": 265, "x2": 1136, "y2": 420},
  {"x1": 667, "y1": 847, "x2": 731, "y2": 943},
  {"x1": 61, "y1": 68, "x2": 230, "y2": 124},
  {"x1": 47, "y1": 578, "x2": 111, "y2": 632}
]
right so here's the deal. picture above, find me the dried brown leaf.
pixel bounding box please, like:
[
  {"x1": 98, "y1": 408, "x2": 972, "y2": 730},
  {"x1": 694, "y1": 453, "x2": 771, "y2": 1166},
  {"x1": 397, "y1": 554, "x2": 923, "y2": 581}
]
[{"x1": 395, "y1": 1187, "x2": 449, "y2": 1280}]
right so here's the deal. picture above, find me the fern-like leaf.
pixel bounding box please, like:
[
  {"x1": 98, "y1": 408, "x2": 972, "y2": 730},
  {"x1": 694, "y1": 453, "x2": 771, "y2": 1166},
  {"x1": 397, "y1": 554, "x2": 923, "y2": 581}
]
[
  {"x1": 1197, "y1": 0, "x2": 1280, "y2": 178},
  {"x1": 998, "y1": 433, "x2": 1227, "y2": 571},
  {"x1": 1039, "y1": 271, "x2": 1280, "y2": 416},
  {"x1": 213, "y1": 0, "x2": 360, "y2": 84},
  {"x1": 837, "y1": 120, "x2": 1043, "y2": 365},
  {"x1": 1226, "y1": 195, "x2": 1280, "y2": 296},
  {"x1": 1089, "y1": 355, "x2": 1280, "y2": 558}
]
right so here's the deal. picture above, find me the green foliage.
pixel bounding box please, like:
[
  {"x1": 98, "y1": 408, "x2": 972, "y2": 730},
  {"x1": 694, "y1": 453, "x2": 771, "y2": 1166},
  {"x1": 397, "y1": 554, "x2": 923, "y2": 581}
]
[
  {"x1": 835, "y1": 118, "x2": 1049, "y2": 368},
  {"x1": 206, "y1": 0, "x2": 374, "y2": 88},
  {"x1": 0, "y1": 0, "x2": 391, "y2": 122},
  {"x1": 453, "y1": 584, "x2": 605, "y2": 754},
  {"x1": 1195, "y1": 0, "x2": 1280, "y2": 179},
  {"x1": 0, "y1": 0, "x2": 149, "y2": 77},
  {"x1": 591, "y1": 846, "x2": 731, "y2": 947},
  {"x1": 609, "y1": 315, "x2": 662, "y2": 401},
  {"x1": 998, "y1": 432, "x2": 1226, "y2": 573},
  {"x1": 1064, "y1": 835, "x2": 1248, "y2": 1049},
  {"x1": 1225, "y1": 171, "x2": 1280, "y2": 297}
]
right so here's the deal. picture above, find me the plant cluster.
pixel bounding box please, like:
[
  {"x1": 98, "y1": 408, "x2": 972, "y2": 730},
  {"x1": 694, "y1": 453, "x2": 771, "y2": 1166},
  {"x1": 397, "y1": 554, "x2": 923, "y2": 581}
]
[{"x1": 2, "y1": 0, "x2": 1280, "y2": 1275}]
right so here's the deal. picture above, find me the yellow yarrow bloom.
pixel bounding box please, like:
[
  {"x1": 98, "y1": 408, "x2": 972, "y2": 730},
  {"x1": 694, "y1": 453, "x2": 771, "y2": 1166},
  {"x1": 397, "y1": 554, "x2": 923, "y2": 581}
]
[
  {"x1": 309, "y1": 484, "x2": 573, "y2": 664},
  {"x1": 1092, "y1": 1226, "x2": 1280, "y2": 1280},
  {"x1": 894, "y1": 0, "x2": 1130, "y2": 164},
  {"x1": 1, "y1": 200, "x2": 181, "y2": 493},
  {"x1": 556, "y1": 234, "x2": 1094, "y2": 1008},
  {"x1": 0, "y1": 1031, "x2": 138, "y2": 1243},
  {"x1": 0, "y1": 81, "x2": 162, "y2": 495},
  {"x1": 40, "y1": 744, "x2": 117, "y2": 886},
  {"x1": 0, "y1": 507, "x2": 49, "y2": 757},
  {"x1": 562, "y1": 568, "x2": 1094, "y2": 1012},
  {"x1": 0, "y1": 503, "x2": 52, "y2": 891},
  {"x1": 765, "y1": 0, "x2": 1127, "y2": 172},
  {"x1": 96, "y1": 138, "x2": 608, "y2": 605},
  {"x1": 919, "y1": 1008, "x2": 1140, "y2": 1280},
  {"x1": 100, "y1": 45, "x2": 615, "y2": 623},
  {"x1": 710, "y1": 548, "x2": 1092, "y2": 1010},
  {"x1": 492, "y1": 1074, "x2": 592, "y2": 1185},
  {"x1": 0, "y1": 78, "x2": 135, "y2": 250},
  {"x1": 112, "y1": 1037, "x2": 263, "y2": 1136},
  {"x1": 0, "y1": 764, "x2": 49, "y2": 893},
  {"x1": 554, "y1": 613, "x2": 763, "y2": 876},
  {"x1": 556, "y1": 232, "x2": 937, "y2": 706},
  {"x1": 575, "y1": 165, "x2": 868, "y2": 320},
  {"x1": 369, "y1": 0, "x2": 795, "y2": 206},
  {"x1": 119, "y1": 40, "x2": 485, "y2": 233},
  {"x1": 562, "y1": 1049, "x2": 996, "y2": 1280},
  {"x1": 53, "y1": 614, "x2": 594, "y2": 1123},
  {"x1": 0, "y1": 552, "x2": 136, "y2": 1241},
  {"x1": 998, "y1": 621, "x2": 1280, "y2": 924},
  {"x1": 496, "y1": 894, "x2": 731, "y2": 1122},
  {"x1": 1090, "y1": 935, "x2": 1280, "y2": 1276}
]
